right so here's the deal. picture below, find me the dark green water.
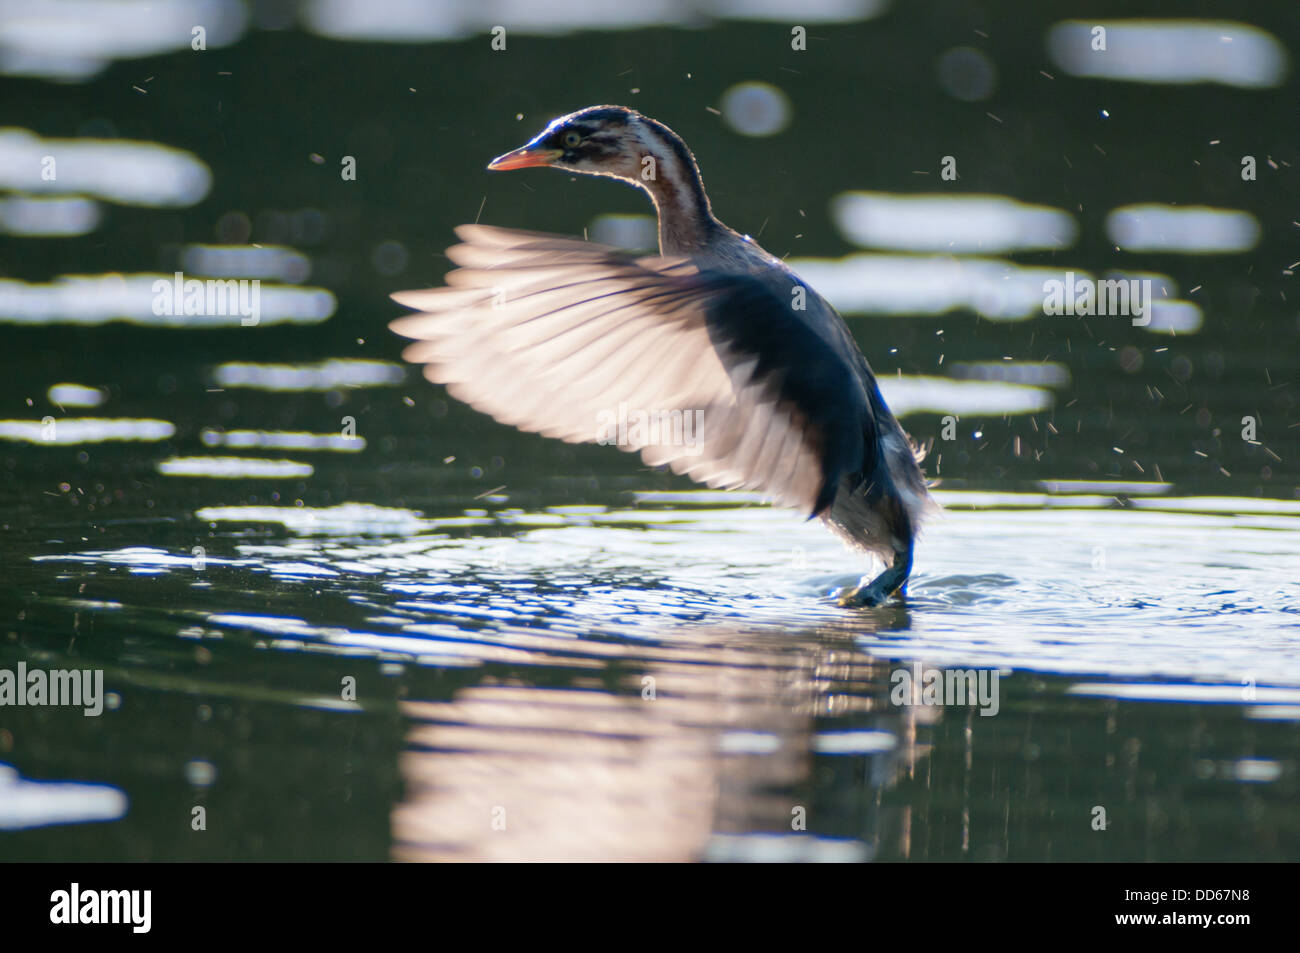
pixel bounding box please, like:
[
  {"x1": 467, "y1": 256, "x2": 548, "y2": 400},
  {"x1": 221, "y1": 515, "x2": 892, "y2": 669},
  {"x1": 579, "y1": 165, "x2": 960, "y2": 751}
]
[{"x1": 0, "y1": 2, "x2": 1297, "y2": 861}]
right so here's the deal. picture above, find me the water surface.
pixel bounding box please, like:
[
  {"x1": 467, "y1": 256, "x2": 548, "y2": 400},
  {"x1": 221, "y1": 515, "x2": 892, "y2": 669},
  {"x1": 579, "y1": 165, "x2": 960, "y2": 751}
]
[{"x1": 1, "y1": 1, "x2": 1297, "y2": 862}]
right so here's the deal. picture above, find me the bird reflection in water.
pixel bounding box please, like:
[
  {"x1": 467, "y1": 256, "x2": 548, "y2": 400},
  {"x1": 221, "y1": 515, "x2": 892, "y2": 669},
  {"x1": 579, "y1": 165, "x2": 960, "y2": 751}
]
[{"x1": 391, "y1": 619, "x2": 946, "y2": 862}]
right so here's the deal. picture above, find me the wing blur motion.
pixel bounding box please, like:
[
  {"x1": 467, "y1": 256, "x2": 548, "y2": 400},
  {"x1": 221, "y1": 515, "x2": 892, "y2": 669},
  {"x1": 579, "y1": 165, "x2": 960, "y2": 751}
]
[{"x1": 390, "y1": 225, "x2": 871, "y2": 517}]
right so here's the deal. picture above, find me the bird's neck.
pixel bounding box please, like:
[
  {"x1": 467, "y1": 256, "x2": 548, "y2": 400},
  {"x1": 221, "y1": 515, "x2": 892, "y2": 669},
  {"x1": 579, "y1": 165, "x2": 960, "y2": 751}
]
[
  {"x1": 628, "y1": 117, "x2": 721, "y2": 255},
  {"x1": 642, "y1": 174, "x2": 719, "y2": 254}
]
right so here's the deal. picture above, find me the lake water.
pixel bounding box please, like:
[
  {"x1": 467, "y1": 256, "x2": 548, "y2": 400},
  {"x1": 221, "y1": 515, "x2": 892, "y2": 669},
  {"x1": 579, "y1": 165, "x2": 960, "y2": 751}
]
[{"x1": 1, "y1": 2, "x2": 1297, "y2": 861}]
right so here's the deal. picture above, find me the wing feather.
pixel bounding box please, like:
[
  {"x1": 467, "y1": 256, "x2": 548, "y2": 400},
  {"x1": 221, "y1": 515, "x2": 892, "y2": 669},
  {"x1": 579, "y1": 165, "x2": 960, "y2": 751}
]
[{"x1": 391, "y1": 226, "x2": 868, "y2": 515}]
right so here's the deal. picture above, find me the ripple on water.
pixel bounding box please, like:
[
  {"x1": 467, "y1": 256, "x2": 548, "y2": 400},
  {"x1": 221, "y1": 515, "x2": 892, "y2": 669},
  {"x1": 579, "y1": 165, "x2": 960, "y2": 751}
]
[{"x1": 29, "y1": 490, "x2": 1300, "y2": 689}]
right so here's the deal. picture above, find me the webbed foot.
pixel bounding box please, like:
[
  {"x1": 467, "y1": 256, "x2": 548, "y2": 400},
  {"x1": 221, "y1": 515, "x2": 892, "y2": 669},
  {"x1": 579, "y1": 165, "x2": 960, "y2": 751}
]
[
  {"x1": 836, "y1": 546, "x2": 913, "y2": 608},
  {"x1": 837, "y1": 581, "x2": 897, "y2": 607}
]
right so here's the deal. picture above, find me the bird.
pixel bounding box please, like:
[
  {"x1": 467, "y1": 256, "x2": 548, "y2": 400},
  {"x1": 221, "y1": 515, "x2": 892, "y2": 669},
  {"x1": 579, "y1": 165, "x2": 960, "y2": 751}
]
[{"x1": 390, "y1": 105, "x2": 937, "y2": 606}]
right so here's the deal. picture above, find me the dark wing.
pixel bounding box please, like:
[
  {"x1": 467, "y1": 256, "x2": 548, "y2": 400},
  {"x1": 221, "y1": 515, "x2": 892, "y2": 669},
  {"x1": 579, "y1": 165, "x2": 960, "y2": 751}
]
[{"x1": 390, "y1": 225, "x2": 872, "y2": 517}]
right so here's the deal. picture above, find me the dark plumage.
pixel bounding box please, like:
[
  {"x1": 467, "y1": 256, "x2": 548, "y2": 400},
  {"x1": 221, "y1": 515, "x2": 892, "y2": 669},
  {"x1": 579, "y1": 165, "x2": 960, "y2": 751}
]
[{"x1": 391, "y1": 105, "x2": 936, "y2": 606}]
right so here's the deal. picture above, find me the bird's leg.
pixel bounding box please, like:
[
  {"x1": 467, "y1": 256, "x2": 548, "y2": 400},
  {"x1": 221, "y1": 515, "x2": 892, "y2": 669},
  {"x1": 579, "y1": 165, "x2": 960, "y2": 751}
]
[{"x1": 838, "y1": 544, "x2": 913, "y2": 608}]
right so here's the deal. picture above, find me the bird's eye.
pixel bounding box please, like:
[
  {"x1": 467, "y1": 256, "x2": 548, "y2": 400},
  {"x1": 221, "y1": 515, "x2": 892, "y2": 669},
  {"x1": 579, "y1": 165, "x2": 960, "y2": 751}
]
[{"x1": 562, "y1": 131, "x2": 582, "y2": 148}]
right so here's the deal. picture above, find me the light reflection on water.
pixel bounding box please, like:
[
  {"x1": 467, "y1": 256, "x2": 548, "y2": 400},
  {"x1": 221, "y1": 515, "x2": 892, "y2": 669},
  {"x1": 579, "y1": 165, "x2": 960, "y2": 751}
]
[
  {"x1": 1107, "y1": 204, "x2": 1262, "y2": 254},
  {"x1": 0, "y1": 274, "x2": 335, "y2": 328},
  {"x1": 0, "y1": 0, "x2": 246, "y2": 81},
  {"x1": 210, "y1": 359, "x2": 405, "y2": 390},
  {"x1": 0, "y1": 417, "x2": 174, "y2": 443},
  {"x1": 17, "y1": 488, "x2": 1300, "y2": 859},
  {"x1": 879, "y1": 375, "x2": 1052, "y2": 416},
  {"x1": 43, "y1": 489, "x2": 1298, "y2": 683},
  {"x1": 199, "y1": 429, "x2": 366, "y2": 452},
  {"x1": 1047, "y1": 20, "x2": 1289, "y2": 89},
  {"x1": 790, "y1": 254, "x2": 1207, "y2": 333},
  {"x1": 300, "y1": 0, "x2": 890, "y2": 43},
  {"x1": 45, "y1": 382, "x2": 106, "y2": 408},
  {"x1": 180, "y1": 245, "x2": 314, "y2": 283},
  {"x1": 831, "y1": 192, "x2": 1078, "y2": 253},
  {"x1": 0, "y1": 195, "x2": 100, "y2": 236},
  {"x1": 0, "y1": 127, "x2": 211, "y2": 204},
  {"x1": 789, "y1": 253, "x2": 1074, "y2": 320},
  {"x1": 949, "y1": 361, "x2": 1071, "y2": 388},
  {"x1": 0, "y1": 764, "x2": 128, "y2": 830},
  {"x1": 156, "y1": 456, "x2": 314, "y2": 478}
]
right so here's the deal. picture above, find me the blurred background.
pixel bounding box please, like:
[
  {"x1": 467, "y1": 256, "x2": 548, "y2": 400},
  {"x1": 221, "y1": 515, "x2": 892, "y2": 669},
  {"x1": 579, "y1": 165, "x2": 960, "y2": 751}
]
[{"x1": 0, "y1": 0, "x2": 1297, "y2": 862}]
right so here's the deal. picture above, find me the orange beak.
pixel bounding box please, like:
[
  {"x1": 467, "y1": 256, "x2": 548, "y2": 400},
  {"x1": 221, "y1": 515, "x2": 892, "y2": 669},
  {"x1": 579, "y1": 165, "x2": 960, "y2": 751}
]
[{"x1": 487, "y1": 145, "x2": 564, "y2": 171}]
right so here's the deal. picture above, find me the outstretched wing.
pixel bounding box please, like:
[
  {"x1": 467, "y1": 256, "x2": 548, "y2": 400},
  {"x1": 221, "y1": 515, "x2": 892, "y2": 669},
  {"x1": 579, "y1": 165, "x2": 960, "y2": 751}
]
[{"x1": 390, "y1": 225, "x2": 872, "y2": 517}]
